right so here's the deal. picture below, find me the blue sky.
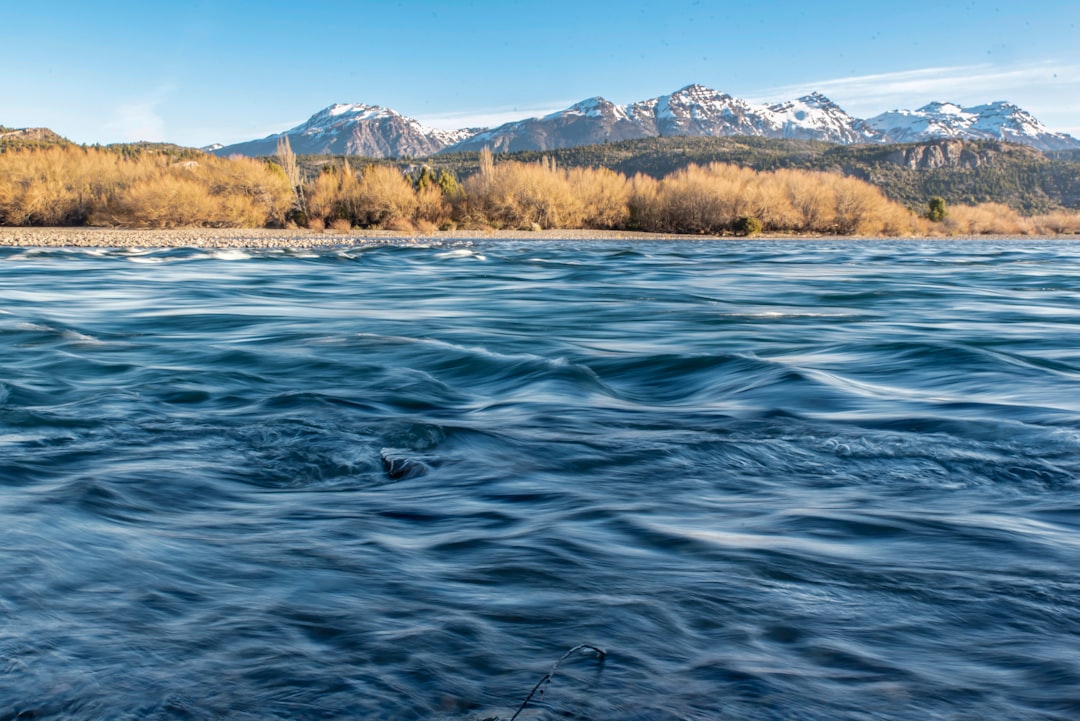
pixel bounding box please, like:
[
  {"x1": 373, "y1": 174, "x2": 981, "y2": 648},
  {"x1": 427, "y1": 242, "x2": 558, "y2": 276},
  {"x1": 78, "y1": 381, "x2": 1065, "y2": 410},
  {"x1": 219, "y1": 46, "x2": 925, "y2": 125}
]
[{"x1": 3, "y1": 1, "x2": 1078, "y2": 146}]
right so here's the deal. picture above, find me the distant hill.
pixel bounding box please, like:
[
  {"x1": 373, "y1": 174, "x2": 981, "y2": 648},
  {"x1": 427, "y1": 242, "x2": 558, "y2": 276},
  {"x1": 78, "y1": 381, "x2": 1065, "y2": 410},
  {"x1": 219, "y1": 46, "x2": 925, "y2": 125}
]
[
  {"x1": 0, "y1": 126, "x2": 71, "y2": 150},
  {"x1": 100, "y1": 141, "x2": 207, "y2": 160},
  {"x1": 0, "y1": 128, "x2": 212, "y2": 161}
]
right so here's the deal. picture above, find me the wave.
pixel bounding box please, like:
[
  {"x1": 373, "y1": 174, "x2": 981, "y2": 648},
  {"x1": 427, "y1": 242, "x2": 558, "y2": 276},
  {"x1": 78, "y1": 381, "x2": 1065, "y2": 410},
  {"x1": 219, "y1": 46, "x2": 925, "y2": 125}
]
[{"x1": 2, "y1": 239, "x2": 1080, "y2": 719}]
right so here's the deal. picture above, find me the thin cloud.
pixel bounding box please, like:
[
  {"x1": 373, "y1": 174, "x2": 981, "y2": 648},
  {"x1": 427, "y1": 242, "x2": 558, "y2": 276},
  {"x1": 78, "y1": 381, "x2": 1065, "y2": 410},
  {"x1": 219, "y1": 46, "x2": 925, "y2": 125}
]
[
  {"x1": 751, "y1": 62, "x2": 1080, "y2": 120},
  {"x1": 104, "y1": 101, "x2": 166, "y2": 142},
  {"x1": 179, "y1": 121, "x2": 304, "y2": 148},
  {"x1": 421, "y1": 67, "x2": 1080, "y2": 134},
  {"x1": 419, "y1": 101, "x2": 576, "y2": 131},
  {"x1": 103, "y1": 86, "x2": 176, "y2": 143},
  {"x1": 224, "y1": 119, "x2": 307, "y2": 144}
]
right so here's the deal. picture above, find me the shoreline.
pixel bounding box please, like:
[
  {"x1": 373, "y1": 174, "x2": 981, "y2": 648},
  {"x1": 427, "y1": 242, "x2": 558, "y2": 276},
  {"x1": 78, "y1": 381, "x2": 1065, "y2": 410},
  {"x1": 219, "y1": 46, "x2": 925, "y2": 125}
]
[{"x1": 1, "y1": 226, "x2": 1076, "y2": 248}]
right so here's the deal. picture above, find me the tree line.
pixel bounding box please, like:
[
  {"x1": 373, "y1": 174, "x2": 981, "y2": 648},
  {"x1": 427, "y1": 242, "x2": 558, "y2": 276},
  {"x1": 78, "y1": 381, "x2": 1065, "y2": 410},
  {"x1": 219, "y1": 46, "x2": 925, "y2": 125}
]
[
  {"x1": 2, "y1": 139, "x2": 1078, "y2": 235},
  {"x1": 420, "y1": 136, "x2": 1080, "y2": 216},
  {"x1": 0, "y1": 143, "x2": 292, "y2": 227}
]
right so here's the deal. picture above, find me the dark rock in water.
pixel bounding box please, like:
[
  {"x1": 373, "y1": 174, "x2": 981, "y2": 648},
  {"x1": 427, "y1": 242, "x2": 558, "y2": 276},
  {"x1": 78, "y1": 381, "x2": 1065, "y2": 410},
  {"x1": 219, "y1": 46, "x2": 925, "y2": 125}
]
[{"x1": 380, "y1": 448, "x2": 429, "y2": 480}]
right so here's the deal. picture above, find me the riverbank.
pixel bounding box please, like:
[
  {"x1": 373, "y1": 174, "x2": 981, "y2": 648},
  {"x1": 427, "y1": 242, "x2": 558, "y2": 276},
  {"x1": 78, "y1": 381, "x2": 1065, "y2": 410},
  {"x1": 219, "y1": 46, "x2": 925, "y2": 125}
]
[
  {"x1": 0, "y1": 227, "x2": 698, "y2": 248},
  {"x1": 2, "y1": 226, "x2": 1076, "y2": 248}
]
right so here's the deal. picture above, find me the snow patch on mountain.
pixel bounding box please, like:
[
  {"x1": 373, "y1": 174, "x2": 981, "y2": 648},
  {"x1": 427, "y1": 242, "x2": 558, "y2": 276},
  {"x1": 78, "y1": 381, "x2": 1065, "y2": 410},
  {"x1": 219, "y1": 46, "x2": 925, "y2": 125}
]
[
  {"x1": 767, "y1": 93, "x2": 881, "y2": 144},
  {"x1": 555, "y1": 97, "x2": 630, "y2": 122},
  {"x1": 867, "y1": 101, "x2": 1079, "y2": 151},
  {"x1": 213, "y1": 103, "x2": 486, "y2": 158}
]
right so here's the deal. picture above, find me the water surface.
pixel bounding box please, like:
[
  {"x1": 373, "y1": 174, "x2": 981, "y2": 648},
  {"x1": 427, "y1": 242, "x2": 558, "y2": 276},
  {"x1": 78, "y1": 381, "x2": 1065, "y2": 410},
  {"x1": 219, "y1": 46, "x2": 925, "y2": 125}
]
[{"x1": 2, "y1": 239, "x2": 1079, "y2": 720}]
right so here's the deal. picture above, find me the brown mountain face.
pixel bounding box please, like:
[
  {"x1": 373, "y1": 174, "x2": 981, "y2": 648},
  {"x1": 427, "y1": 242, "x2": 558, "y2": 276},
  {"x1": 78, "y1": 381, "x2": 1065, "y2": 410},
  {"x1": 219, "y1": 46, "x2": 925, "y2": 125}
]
[
  {"x1": 218, "y1": 115, "x2": 449, "y2": 158},
  {"x1": 213, "y1": 104, "x2": 474, "y2": 159},
  {"x1": 883, "y1": 140, "x2": 1043, "y2": 170},
  {"x1": 449, "y1": 98, "x2": 650, "y2": 153}
]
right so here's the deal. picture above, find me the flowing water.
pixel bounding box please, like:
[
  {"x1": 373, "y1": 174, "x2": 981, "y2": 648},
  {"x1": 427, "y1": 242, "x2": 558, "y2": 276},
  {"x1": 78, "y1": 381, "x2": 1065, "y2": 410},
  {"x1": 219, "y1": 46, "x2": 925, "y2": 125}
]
[{"x1": 1, "y1": 239, "x2": 1079, "y2": 721}]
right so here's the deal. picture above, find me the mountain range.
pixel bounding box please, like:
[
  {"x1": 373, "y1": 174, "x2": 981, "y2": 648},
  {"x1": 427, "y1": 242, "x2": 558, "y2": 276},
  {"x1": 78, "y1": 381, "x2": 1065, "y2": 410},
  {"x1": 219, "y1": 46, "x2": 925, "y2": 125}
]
[{"x1": 211, "y1": 84, "x2": 1080, "y2": 159}]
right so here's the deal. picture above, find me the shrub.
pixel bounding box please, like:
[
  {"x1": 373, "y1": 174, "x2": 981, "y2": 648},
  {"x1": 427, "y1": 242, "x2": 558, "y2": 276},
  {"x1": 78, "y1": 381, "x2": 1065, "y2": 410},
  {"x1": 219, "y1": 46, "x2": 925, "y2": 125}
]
[
  {"x1": 304, "y1": 162, "x2": 361, "y2": 226},
  {"x1": 567, "y1": 166, "x2": 630, "y2": 229},
  {"x1": 436, "y1": 169, "x2": 462, "y2": 201},
  {"x1": 927, "y1": 196, "x2": 947, "y2": 222},
  {"x1": 626, "y1": 173, "x2": 662, "y2": 231},
  {"x1": 460, "y1": 156, "x2": 584, "y2": 229},
  {"x1": 944, "y1": 203, "x2": 1032, "y2": 235},
  {"x1": 353, "y1": 164, "x2": 417, "y2": 227},
  {"x1": 777, "y1": 168, "x2": 836, "y2": 232},
  {"x1": 734, "y1": 216, "x2": 762, "y2": 236},
  {"x1": 0, "y1": 145, "x2": 291, "y2": 228},
  {"x1": 1032, "y1": 211, "x2": 1080, "y2": 234},
  {"x1": 415, "y1": 182, "x2": 451, "y2": 227}
]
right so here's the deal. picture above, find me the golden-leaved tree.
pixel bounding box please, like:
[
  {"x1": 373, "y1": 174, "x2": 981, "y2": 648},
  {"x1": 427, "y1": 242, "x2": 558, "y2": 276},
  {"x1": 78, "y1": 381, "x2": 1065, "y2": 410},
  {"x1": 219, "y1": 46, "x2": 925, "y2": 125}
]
[{"x1": 0, "y1": 145, "x2": 292, "y2": 228}]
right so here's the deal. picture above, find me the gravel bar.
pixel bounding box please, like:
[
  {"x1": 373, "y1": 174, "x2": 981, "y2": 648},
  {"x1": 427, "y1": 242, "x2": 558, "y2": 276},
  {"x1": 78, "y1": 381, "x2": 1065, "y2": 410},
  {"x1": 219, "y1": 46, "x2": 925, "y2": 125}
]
[{"x1": 0, "y1": 227, "x2": 700, "y2": 248}]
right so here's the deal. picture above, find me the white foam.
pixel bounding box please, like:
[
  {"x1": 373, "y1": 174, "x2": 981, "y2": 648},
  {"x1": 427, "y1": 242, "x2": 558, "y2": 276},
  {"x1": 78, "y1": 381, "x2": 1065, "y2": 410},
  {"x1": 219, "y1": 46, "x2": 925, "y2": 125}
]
[
  {"x1": 436, "y1": 248, "x2": 485, "y2": 261},
  {"x1": 436, "y1": 248, "x2": 474, "y2": 258},
  {"x1": 62, "y1": 330, "x2": 105, "y2": 345},
  {"x1": 210, "y1": 249, "x2": 251, "y2": 261}
]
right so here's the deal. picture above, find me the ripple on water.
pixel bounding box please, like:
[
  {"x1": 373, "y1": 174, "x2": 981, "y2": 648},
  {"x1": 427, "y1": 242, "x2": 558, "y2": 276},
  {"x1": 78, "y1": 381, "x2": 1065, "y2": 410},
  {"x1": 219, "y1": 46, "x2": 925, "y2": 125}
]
[{"x1": 1, "y1": 239, "x2": 1079, "y2": 720}]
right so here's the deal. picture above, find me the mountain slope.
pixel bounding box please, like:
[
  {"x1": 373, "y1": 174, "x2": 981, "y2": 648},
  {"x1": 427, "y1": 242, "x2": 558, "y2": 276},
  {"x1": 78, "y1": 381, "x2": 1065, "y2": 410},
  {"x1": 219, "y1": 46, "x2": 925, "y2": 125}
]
[
  {"x1": 214, "y1": 103, "x2": 482, "y2": 158},
  {"x1": 448, "y1": 85, "x2": 879, "y2": 152},
  {"x1": 447, "y1": 85, "x2": 1077, "y2": 154},
  {"x1": 766, "y1": 93, "x2": 881, "y2": 144},
  {"x1": 450, "y1": 97, "x2": 650, "y2": 152},
  {"x1": 867, "y1": 102, "x2": 1079, "y2": 152}
]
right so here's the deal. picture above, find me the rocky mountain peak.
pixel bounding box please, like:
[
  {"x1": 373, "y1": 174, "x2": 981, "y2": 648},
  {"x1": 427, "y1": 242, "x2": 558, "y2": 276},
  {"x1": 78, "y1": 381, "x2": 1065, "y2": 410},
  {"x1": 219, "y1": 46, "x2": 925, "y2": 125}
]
[
  {"x1": 797, "y1": 92, "x2": 840, "y2": 109},
  {"x1": 916, "y1": 101, "x2": 967, "y2": 115},
  {"x1": 867, "y1": 101, "x2": 1078, "y2": 151},
  {"x1": 558, "y1": 96, "x2": 623, "y2": 118}
]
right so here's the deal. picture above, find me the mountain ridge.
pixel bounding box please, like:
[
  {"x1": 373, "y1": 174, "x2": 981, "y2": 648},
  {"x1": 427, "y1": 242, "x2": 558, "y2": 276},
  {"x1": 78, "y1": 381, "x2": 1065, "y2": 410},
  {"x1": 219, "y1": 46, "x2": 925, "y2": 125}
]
[
  {"x1": 212, "y1": 103, "x2": 484, "y2": 158},
  {"x1": 212, "y1": 84, "x2": 1080, "y2": 158}
]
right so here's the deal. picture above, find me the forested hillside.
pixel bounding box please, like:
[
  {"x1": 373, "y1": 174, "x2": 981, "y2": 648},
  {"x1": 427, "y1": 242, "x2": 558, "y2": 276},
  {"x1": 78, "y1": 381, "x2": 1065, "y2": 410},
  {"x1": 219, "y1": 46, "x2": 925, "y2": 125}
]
[{"x1": 341, "y1": 136, "x2": 1080, "y2": 214}]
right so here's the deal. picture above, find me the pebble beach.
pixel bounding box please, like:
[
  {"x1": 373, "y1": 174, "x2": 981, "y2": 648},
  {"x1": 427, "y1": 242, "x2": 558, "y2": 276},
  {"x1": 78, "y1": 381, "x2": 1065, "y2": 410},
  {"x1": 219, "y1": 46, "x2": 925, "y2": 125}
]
[{"x1": 0, "y1": 227, "x2": 697, "y2": 248}]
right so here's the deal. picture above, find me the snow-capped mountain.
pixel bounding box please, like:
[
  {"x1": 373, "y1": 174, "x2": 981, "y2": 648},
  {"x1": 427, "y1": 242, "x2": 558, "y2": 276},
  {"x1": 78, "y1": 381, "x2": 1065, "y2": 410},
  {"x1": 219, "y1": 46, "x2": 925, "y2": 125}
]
[
  {"x1": 450, "y1": 96, "x2": 651, "y2": 153},
  {"x1": 634, "y1": 85, "x2": 769, "y2": 137},
  {"x1": 647, "y1": 85, "x2": 879, "y2": 143},
  {"x1": 212, "y1": 87, "x2": 1080, "y2": 158},
  {"x1": 213, "y1": 103, "x2": 483, "y2": 158},
  {"x1": 766, "y1": 92, "x2": 881, "y2": 144},
  {"x1": 449, "y1": 85, "x2": 876, "y2": 152},
  {"x1": 867, "y1": 101, "x2": 1079, "y2": 152}
]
